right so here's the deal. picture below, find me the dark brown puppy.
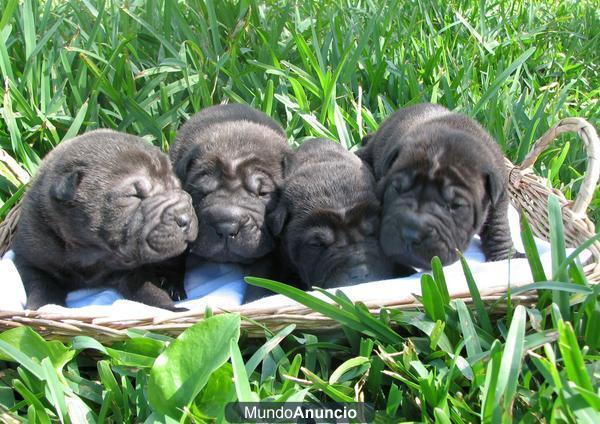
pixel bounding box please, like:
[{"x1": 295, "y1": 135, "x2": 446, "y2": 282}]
[
  {"x1": 358, "y1": 103, "x2": 514, "y2": 269},
  {"x1": 269, "y1": 138, "x2": 404, "y2": 289},
  {"x1": 12, "y1": 130, "x2": 198, "y2": 309},
  {"x1": 170, "y1": 104, "x2": 291, "y2": 264}
]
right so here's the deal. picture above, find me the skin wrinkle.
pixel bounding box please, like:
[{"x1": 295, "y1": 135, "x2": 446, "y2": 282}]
[
  {"x1": 12, "y1": 129, "x2": 198, "y2": 309},
  {"x1": 171, "y1": 104, "x2": 291, "y2": 264},
  {"x1": 358, "y1": 103, "x2": 515, "y2": 269},
  {"x1": 274, "y1": 138, "x2": 407, "y2": 289}
]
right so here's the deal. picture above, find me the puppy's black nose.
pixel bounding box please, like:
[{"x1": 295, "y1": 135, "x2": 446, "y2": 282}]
[
  {"x1": 213, "y1": 221, "x2": 241, "y2": 238},
  {"x1": 348, "y1": 265, "x2": 371, "y2": 283},
  {"x1": 401, "y1": 226, "x2": 425, "y2": 244},
  {"x1": 175, "y1": 213, "x2": 190, "y2": 230}
]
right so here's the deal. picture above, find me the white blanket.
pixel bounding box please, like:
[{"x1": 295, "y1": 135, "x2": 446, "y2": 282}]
[{"x1": 0, "y1": 206, "x2": 589, "y2": 317}]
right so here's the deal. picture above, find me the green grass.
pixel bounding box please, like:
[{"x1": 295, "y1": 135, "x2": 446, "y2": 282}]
[
  {"x1": 0, "y1": 0, "x2": 598, "y2": 222},
  {"x1": 0, "y1": 0, "x2": 599, "y2": 422}
]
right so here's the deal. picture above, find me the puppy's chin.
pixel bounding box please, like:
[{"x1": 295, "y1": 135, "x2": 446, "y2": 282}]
[
  {"x1": 299, "y1": 243, "x2": 396, "y2": 289},
  {"x1": 189, "y1": 227, "x2": 275, "y2": 263},
  {"x1": 380, "y1": 219, "x2": 463, "y2": 269},
  {"x1": 386, "y1": 248, "x2": 458, "y2": 270},
  {"x1": 144, "y1": 225, "x2": 193, "y2": 259},
  {"x1": 112, "y1": 191, "x2": 198, "y2": 267}
]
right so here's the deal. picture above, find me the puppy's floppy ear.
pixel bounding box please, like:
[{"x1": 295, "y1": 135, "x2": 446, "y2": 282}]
[
  {"x1": 267, "y1": 201, "x2": 289, "y2": 236},
  {"x1": 280, "y1": 150, "x2": 294, "y2": 179},
  {"x1": 355, "y1": 134, "x2": 374, "y2": 166},
  {"x1": 381, "y1": 144, "x2": 401, "y2": 175},
  {"x1": 175, "y1": 145, "x2": 203, "y2": 183},
  {"x1": 484, "y1": 168, "x2": 505, "y2": 206},
  {"x1": 51, "y1": 169, "x2": 82, "y2": 203},
  {"x1": 375, "y1": 177, "x2": 388, "y2": 200}
]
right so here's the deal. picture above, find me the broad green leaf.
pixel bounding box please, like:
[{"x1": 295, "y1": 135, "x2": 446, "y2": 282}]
[
  {"x1": 0, "y1": 327, "x2": 72, "y2": 371},
  {"x1": 0, "y1": 339, "x2": 44, "y2": 380},
  {"x1": 481, "y1": 340, "x2": 502, "y2": 422},
  {"x1": 455, "y1": 299, "x2": 483, "y2": 358},
  {"x1": 230, "y1": 340, "x2": 258, "y2": 402},
  {"x1": 301, "y1": 367, "x2": 354, "y2": 402},
  {"x1": 549, "y1": 195, "x2": 570, "y2": 319},
  {"x1": 495, "y1": 305, "x2": 526, "y2": 417},
  {"x1": 148, "y1": 313, "x2": 241, "y2": 417},
  {"x1": 13, "y1": 380, "x2": 51, "y2": 424},
  {"x1": 245, "y1": 324, "x2": 295, "y2": 376},
  {"x1": 0, "y1": 0, "x2": 18, "y2": 32},
  {"x1": 421, "y1": 274, "x2": 445, "y2": 322},
  {"x1": 520, "y1": 211, "x2": 547, "y2": 282},
  {"x1": 41, "y1": 358, "x2": 68, "y2": 424},
  {"x1": 329, "y1": 356, "x2": 370, "y2": 384},
  {"x1": 192, "y1": 364, "x2": 235, "y2": 420},
  {"x1": 458, "y1": 253, "x2": 494, "y2": 336},
  {"x1": 558, "y1": 320, "x2": 594, "y2": 393},
  {"x1": 431, "y1": 256, "x2": 451, "y2": 305}
]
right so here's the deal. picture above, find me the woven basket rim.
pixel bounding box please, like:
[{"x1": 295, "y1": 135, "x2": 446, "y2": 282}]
[{"x1": 0, "y1": 117, "x2": 598, "y2": 341}]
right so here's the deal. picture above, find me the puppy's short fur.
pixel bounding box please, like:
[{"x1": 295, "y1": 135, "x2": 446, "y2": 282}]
[
  {"x1": 270, "y1": 138, "x2": 403, "y2": 289},
  {"x1": 170, "y1": 104, "x2": 291, "y2": 264},
  {"x1": 358, "y1": 103, "x2": 514, "y2": 269},
  {"x1": 12, "y1": 130, "x2": 198, "y2": 309}
]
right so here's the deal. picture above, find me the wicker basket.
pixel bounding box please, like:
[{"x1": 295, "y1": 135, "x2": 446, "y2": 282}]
[{"x1": 0, "y1": 118, "x2": 598, "y2": 342}]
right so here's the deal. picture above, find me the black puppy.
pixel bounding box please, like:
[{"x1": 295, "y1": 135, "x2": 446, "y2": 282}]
[
  {"x1": 170, "y1": 104, "x2": 291, "y2": 265},
  {"x1": 12, "y1": 130, "x2": 198, "y2": 309},
  {"x1": 358, "y1": 103, "x2": 515, "y2": 269},
  {"x1": 269, "y1": 138, "x2": 403, "y2": 289}
]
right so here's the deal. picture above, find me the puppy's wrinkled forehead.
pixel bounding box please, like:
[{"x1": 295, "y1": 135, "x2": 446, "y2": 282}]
[
  {"x1": 391, "y1": 134, "x2": 483, "y2": 183},
  {"x1": 218, "y1": 154, "x2": 275, "y2": 176},
  {"x1": 197, "y1": 124, "x2": 287, "y2": 174},
  {"x1": 286, "y1": 165, "x2": 378, "y2": 212},
  {"x1": 93, "y1": 146, "x2": 180, "y2": 192},
  {"x1": 304, "y1": 200, "x2": 379, "y2": 229}
]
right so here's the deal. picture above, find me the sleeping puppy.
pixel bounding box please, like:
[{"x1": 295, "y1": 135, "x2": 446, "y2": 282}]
[
  {"x1": 170, "y1": 104, "x2": 291, "y2": 264},
  {"x1": 269, "y1": 138, "x2": 404, "y2": 289},
  {"x1": 358, "y1": 103, "x2": 515, "y2": 269},
  {"x1": 12, "y1": 130, "x2": 198, "y2": 309}
]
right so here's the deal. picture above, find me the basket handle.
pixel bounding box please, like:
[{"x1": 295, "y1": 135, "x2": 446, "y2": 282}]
[{"x1": 517, "y1": 117, "x2": 600, "y2": 217}]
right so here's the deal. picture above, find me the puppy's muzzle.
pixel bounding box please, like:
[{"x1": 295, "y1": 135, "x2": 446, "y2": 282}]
[
  {"x1": 381, "y1": 209, "x2": 455, "y2": 268},
  {"x1": 398, "y1": 217, "x2": 432, "y2": 246},
  {"x1": 162, "y1": 197, "x2": 198, "y2": 241},
  {"x1": 348, "y1": 264, "x2": 374, "y2": 283},
  {"x1": 207, "y1": 208, "x2": 252, "y2": 240}
]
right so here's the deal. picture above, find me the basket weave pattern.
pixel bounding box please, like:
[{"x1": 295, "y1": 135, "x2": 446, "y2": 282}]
[{"x1": 0, "y1": 118, "x2": 598, "y2": 341}]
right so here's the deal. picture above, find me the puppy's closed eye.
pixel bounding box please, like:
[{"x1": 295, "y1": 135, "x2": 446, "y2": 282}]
[
  {"x1": 449, "y1": 198, "x2": 469, "y2": 211},
  {"x1": 246, "y1": 173, "x2": 274, "y2": 198},
  {"x1": 304, "y1": 228, "x2": 335, "y2": 248},
  {"x1": 188, "y1": 169, "x2": 220, "y2": 195},
  {"x1": 113, "y1": 180, "x2": 150, "y2": 207},
  {"x1": 360, "y1": 216, "x2": 378, "y2": 236},
  {"x1": 391, "y1": 171, "x2": 414, "y2": 194}
]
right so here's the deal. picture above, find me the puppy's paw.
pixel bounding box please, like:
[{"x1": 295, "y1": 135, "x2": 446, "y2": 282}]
[
  {"x1": 485, "y1": 248, "x2": 526, "y2": 262},
  {"x1": 162, "y1": 304, "x2": 189, "y2": 313}
]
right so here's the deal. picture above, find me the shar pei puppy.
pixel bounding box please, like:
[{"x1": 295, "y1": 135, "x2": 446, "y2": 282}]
[
  {"x1": 358, "y1": 103, "x2": 516, "y2": 269},
  {"x1": 269, "y1": 138, "x2": 406, "y2": 289},
  {"x1": 12, "y1": 130, "x2": 198, "y2": 309},
  {"x1": 169, "y1": 104, "x2": 291, "y2": 265}
]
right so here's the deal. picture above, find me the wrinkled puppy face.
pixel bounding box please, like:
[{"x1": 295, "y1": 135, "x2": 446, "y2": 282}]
[
  {"x1": 285, "y1": 203, "x2": 394, "y2": 289},
  {"x1": 378, "y1": 131, "x2": 496, "y2": 269},
  {"x1": 52, "y1": 147, "x2": 198, "y2": 268},
  {"x1": 177, "y1": 126, "x2": 287, "y2": 263},
  {"x1": 271, "y1": 159, "x2": 397, "y2": 289}
]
